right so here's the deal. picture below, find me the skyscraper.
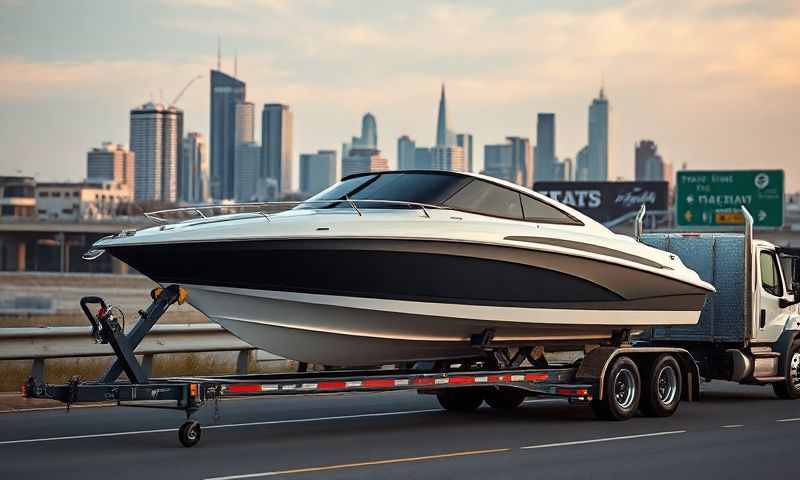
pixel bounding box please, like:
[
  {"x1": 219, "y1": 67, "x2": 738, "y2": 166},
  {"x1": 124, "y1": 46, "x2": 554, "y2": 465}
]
[
  {"x1": 431, "y1": 145, "x2": 465, "y2": 172},
  {"x1": 508, "y1": 136, "x2": 533, "y2": 187},
  {"x1": 234, "y1": 102, "x2": 255, "y2": 145},
  {"x1": 300, "y1": 150, "x2": 337, "y2": 195},
  {"x1": 455, "y1": 133, "x2": 474, "y2": 172},
  {"x1": 483, "y1": 143, "x2": 513, "y2": 183},
  {"x1": 129, "y1": 102, "x2": 183, "y2": 202},
  {"x1": 86, "y1": 142, "x2": 135, "y2": 195},
  {"x1": 575, "y1": 145, "x2": 590, "y2": 181},
  {"x1": 587, "y1": 88, "x2": 609, "y2": 180},
  {"x1": 342, "y1": 148, "x2": 388, "y2": 177},
  {"x1": 234, "y1": 142, "x2": 261, "y2": 202},
  {"x1": 534, "y1": 113, "x2": 556, "y2": 181},
  {"x1": 397, "y1": 135, "x2": 416, "y2": 170},
  {"x1": 210, "y1": 69, "x2": 246, "y2": 200},
  {"x1": 261, "y1": 103, "x2": 293, "y2": 193},
  {"x1": 483, "y1": 137, "x2": 531, "y2": 187},
  {"x1": 343, "y1": 113, "x2": 379, "y2": 155},
  {"x1": 635, "y1": 140, "x2": 672, "y2": 186},
  {"x1": 180, "y1": 133, "x2": 210, "y2": 203},
  {"x1": 414, "y1": 147, "x2": 433, "y2": 170},
  {"x1": 435, "y1": 84, "x2": 453, "y2": 147}
]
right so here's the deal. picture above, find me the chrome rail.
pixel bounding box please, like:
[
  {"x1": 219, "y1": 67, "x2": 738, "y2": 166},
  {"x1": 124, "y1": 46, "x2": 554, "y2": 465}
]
[{"x1": 143, "y1": 199, "x2": 447, "y2": 225}]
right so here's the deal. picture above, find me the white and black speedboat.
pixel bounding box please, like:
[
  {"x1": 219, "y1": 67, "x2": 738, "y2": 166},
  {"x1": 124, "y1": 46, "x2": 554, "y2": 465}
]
[{"x1": 86, "y1": 171, "x2": 714, "y2": 365}]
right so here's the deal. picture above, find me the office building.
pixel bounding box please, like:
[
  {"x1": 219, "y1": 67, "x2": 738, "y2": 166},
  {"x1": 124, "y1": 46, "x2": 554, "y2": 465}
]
[
  {"x1": 575, "y1": 146, "x2": 590, "y2": 181},
  {"x1": 343, "y1": 113, "x2": 379, "y2": 158},
  {"x1": 261, "y1": 103, "x2": 293, "y2": 193},
  {"x1": 0, "y1": 176, "x2": 35, "y2": 219},
  {"x1": 414, "y1": 147, "x2": 433, "y2": 170},
  {"x1": 508, "y1": 136, "x2": 533, "y2": 187},
  {"x1": 36, "y1": 181, "x2": 131, "y2": 221},
  {"x1": 342, "y1": 148, "x2": 388, "y2": 177},
  {"x1": 587, "y1": 88, "x2": 609, "y2": 180},
  {"x1": 398, "y1": 135, "x2": 416, "y2": 170},
  {"x1": 300, "y1": 150, "x2": 337, "y2": 195},
  {"x1": 483, "y1": 137, "x2": 531, "y2": 187},
  {"x1": 129, "y1": 102, "x2": 183, "y2": 202},
  {"x1": 483, "y1": 143, "x2": 513, "y2": 183},
  {"x1": 455, "y1": 133, "x2": 474, "y2": 172},
  {"x1": 86, "y1": 142, "x2": 135, "y2": 195},
  {"x1": 534, "y1": 113, "x2": 556, "y2": 181},
  {"x1": 210, "y1": 69, "x2": 246, "y2": 200},
  {"x1": 635, "y1": 140, "x2": 672, "y2": 186},
  {"x1": 431, "y1": 145, "x2": 465, "y2": 172},
  {"x1": 234, "y1": 142, "x2": 262, "y2": 202},
  {"x1": 235, "y1": 102, "x2": 255, "y2": 145},
  {"x1": 180, "y1": 133, "x2": 210, "y2": 203}
]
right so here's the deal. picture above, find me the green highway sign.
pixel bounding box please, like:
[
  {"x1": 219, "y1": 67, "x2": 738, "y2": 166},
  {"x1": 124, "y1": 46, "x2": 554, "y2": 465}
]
[{"x1": 676, "y1": 170, "x2": 784, "y2": 228}]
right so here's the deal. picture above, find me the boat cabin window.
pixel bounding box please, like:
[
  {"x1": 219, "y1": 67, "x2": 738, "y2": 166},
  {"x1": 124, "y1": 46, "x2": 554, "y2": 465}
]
[
  {"x1": 760, "y1": 251, "x2": 784, "y2": 297},
  {"x1": 444, "y1": 180, "x2": 523, "y2": 219},
  {"x1": 298, "y1": 174, "x2": 377, "y2": 208},
  {"x1": 348, "y1": 172, "x2": 469, "y2": 206},
  {"x1": 520, "y1": 194, "x2": 581, "y2": 225}
]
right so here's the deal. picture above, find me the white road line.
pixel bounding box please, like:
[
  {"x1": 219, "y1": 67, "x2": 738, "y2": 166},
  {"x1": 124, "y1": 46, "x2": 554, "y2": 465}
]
[
  {"x1": 776, "y1": 418, "x2": 800, "y2": 423},
  {"x1": 520, "y1": 430, "x2": 686, "y2": 450},
  {"x1": 0, "y1": 408, "x2": 442, "y2": 446},
  {"x1": 721, "y1": 424, "x2": 744, "y2": 428}
]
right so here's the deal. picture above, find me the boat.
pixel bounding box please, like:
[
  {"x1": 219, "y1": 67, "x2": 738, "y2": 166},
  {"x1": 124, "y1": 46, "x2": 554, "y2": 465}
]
[{"x1": 84, "y1": 170, "x2": 715, "y2": 365}]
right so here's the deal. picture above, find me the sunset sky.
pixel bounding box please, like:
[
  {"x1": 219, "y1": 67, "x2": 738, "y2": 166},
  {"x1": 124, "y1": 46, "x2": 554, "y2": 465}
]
[{"x1": 1, "y1": 0, "x2": 798, "y2": 190}]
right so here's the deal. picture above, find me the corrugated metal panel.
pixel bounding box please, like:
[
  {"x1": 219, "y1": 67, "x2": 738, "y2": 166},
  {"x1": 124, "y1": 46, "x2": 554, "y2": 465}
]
[{"x1": 640, "y1": 233, "x2": 746, "y2": 343}]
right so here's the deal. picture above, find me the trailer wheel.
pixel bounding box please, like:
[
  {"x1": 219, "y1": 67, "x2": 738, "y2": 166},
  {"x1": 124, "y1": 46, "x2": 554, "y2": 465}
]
[
  {"x1": 485, "y1": 387, "x2": 527, "y2": 409},
  {"x1": 591, "y1": 356, "x2": 640, "y2": 421},
  {"x1": 640, "y1": 354, "x2": 682, "y2": 417},
  {"x1": 773, "y1": 341, "x2": 800, "y2": 400},
  {"x1": 179, "y1": 420, "x2": 202, "y2": 448},
  {"x1": 436, "y1": 388, "x2": 485, "y2": 412}
]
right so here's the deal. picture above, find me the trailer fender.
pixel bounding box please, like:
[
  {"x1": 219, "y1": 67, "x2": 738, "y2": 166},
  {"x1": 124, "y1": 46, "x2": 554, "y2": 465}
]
[{"x1": 577, "y1": 347, "x2": 701, "y2": 402}]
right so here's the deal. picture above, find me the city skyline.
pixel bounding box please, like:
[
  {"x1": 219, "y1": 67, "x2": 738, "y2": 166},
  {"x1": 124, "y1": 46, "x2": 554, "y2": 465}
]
[{"x1": 1, "y1": 1, "x2": 798, "y2": 190}]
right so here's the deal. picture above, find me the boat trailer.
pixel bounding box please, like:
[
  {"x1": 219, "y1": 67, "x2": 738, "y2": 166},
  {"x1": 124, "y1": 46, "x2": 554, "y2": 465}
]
[{"x1": 23, "y1": 285, "x2": 699, "y2": 447}]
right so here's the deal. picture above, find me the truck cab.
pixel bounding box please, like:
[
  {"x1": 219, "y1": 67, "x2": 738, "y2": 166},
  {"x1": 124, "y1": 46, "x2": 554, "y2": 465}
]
[{"x1": 753, "y1": 241, "x2": 800, "y2": 344}]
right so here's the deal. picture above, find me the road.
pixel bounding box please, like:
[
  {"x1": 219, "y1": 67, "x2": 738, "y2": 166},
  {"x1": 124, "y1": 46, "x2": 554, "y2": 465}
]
[{"x1": 0, "y1": 382, "x2": 798, "y2": 479}]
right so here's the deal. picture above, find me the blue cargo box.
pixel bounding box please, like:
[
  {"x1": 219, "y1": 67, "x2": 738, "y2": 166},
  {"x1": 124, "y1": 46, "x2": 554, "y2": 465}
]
[{"x1": 639, "y1": 233, "x2": 747, "y2": 343}]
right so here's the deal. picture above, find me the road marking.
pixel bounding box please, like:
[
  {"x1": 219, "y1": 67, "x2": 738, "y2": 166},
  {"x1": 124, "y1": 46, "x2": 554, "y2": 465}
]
[
  {"x1": 203, "y1": 448, "x2": 511, "y2": 480},
  {"x1": 520, "y1": 430, "x2": 686, "y2": 450},
  {"x1": 721, "y1": 424, "x2": 744, "y2": 428},
  {"x1": 0, "y1": 408, "x2": 442, "y2": 446},
  {"x1": 776, "y1": 418, "x2": 800, "y2": 423}
]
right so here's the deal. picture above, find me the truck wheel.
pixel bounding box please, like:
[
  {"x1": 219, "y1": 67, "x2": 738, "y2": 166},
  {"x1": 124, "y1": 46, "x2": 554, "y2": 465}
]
[
  {"x1": 640, "y1": 354, "x2": 682, "y2": 417},
  {"x1": 773, "y1": 341, "x2": 800, "y2": 400},
  {"x1": 485, "y1": 387, "x2": 527, "y2": 409},
  {"x1": 591, "y1": 356, "x2": 640, "y2": 421},
  {"x1": 436, "y1": 388, "x2": 485, "y2": 412},
  {"x1": 178, "y1": 420, "x2": 202, "y2": 448}
]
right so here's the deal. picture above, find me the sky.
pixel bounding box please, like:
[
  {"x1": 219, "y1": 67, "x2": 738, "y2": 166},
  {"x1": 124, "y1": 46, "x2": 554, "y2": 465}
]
[{"x1": 0, "y1": 0, "x2": 798, "y2": 191}]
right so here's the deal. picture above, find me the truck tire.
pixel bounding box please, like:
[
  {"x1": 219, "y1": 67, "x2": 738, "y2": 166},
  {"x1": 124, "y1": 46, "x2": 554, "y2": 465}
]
[
  {"x1": 773, "y1": 341, "x2": 800, "y2": 400},
  {"x1": 436, "y1": 388, "x2": 485, "y2": 412},
  {"x1": 591, "y1": 356, "x2": 641, "y2": 421},
  {"x1": 640, "y1": 354, "x2": 682, "y2": 417},
  {"x1": 485, "y1": 387, "x2": 527, "y2": 409}
]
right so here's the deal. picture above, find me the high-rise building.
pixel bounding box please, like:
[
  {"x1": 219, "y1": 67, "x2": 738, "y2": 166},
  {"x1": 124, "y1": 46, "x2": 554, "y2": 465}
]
[
  {"x1": 483, "y1": 143, "x2": 513, "y2": 183},
  {"x1": 180, "y1": 133, "x2": 210, "y2": 203},
  {"x1": 210, "y1": 69, "x2": 246, "y2": 200},
  {"x1": 635, "y1": 140, "x2": 672, "y2": 186},
  {"x1": 436, "y1": 84, "x2": 454, "y2": 147},
  {"x1": 587, "y1": 88, "x2": 609, "y2": 180},
  {"x1": 261, "y1": 103, "x2": 293, "y2": 193},
  {"x1": 508, "y1": 136, "x2": 533, "y2": 187},
  {"x1": 342, "y1": 148, "x2": 388, "y2": 177},
  {"x1": 129, "y1": 102, "x2": 183, "y2": 202},
  {"x1": 397, "y1": 135, "x2": 416, "y2": 170},
  {"x1": 234, "y1": 142, "x2": 262, "y2": 202},
  {"x1": 431, "y1": 145, "x2": 465, "y2": 172},
  {"x1": 343, "y1": 113, "x2": 379, "y2": 157},
  {"x1": 87, "y1": 142, "x2": 135, "y2": 195},
  {"x1": 455, "y1": 133, "x2": 474, "y2": 172},
  {"x1": 483, "y1": 137, "x2": 531, "y2": 187},
  {"x1": 414, "y1": 147, "x2": 433, "y2": 170},
  {"x1": 235, "y1": 102, "x2": 255, "y2": 145},
  {"x1": 534, "y1": 113, "x2": 556, "y2": 181},
  {"x1": 300, "y1": 150, "x2": 337, "y2": 195},
  {"x1": 575, "y1": 146, "x2": 590, "y2": 181}
]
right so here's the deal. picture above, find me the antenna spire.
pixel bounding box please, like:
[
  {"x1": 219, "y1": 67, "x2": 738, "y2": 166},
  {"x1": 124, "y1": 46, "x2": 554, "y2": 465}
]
[{"x1": 216, "y1": 35, "x2": 221, "y2": 71}]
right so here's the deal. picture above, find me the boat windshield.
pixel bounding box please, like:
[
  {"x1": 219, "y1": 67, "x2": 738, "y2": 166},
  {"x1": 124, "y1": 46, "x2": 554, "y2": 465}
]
[{"x1": 299, "y1": 172, "x2": 471, "y2": 210}]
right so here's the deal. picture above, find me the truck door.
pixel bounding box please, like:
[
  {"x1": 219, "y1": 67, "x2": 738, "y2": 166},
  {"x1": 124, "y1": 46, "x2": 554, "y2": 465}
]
[{"x1": 754, "y1": 249, "x2": 790, "y2": 343}]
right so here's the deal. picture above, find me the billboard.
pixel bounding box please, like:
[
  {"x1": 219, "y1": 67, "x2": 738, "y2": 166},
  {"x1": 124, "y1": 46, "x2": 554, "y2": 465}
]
[
  {"x1": 533, "y1": 181, "x2": 669, "y2": 224},
  {"x1": 675, "y1": 170, "x2": 784, "y2": 228}
]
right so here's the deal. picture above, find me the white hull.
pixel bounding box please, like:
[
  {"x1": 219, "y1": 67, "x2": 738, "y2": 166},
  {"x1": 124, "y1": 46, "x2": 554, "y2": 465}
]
[{"x1": 184, "y1": 284, "x2": 701, "y2": 365}]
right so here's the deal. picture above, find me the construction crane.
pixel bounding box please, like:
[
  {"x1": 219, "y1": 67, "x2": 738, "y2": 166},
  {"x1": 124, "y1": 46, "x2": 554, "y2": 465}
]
[{"x1": 169, "y1": 74, "x2": 204, "y2": 108}]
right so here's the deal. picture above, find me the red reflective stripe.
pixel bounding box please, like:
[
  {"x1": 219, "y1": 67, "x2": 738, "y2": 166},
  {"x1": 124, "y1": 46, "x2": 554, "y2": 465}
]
[
  {"x1": 227, "y1": 384, "x2": 262, "y2": 393},
  {"x1": 318, "y1": 381, "x2": 347, "y2": 389},
  {"x1": 363, "y1": 379, "x2": 396, "y2": 388},
  {"x1": 412, "y1": 377, "x2": 437, "y2": 386},
  {"x1": 448, "y1": 376, "x2": 475, "y2": 384},
  {"x1": 525, "y1": 373, "x2": 549, "y2": 381}
]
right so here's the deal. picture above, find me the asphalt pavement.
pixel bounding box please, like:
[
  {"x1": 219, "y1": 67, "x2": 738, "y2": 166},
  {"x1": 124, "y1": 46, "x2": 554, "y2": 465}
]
[{"x1": 0, "y1": 382, "x2": 798, "y2": 479}]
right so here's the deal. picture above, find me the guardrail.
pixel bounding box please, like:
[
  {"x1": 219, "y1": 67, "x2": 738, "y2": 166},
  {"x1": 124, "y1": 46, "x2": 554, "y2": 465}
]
[{"x1": 0, "y1": 324, "x2": 283, "y2": 381}]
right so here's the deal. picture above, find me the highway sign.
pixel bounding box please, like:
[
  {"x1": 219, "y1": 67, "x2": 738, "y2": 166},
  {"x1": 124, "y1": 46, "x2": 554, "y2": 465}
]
[{"x1": 676, "y1": 170, "x2": 784, "y2": 228}]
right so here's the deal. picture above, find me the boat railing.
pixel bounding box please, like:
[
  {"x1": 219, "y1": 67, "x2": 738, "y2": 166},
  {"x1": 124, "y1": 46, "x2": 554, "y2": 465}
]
[{"x1": 143, "y1": 199, "x2": 448, "y2": 225}]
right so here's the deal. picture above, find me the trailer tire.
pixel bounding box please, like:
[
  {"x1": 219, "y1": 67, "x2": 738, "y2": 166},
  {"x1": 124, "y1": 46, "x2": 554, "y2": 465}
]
[
  {"x1": 485, "y1": 387, "x2": 527, "y2": 409},
  {"x1": 591, "y1": 356, "x2": 640, "y2": 421},
  {"x1": 640, "y1": 354, "x2": 682, "y2": 417},
  {"x1": 179, "y1": 420, "x2": 202, "y2": 448},
  {"x1": 436, "y1": 388, "x2": 485, "y2": 412},
  {"x1": 773, "y1": 341, "x2": 800, "y2": 400}
]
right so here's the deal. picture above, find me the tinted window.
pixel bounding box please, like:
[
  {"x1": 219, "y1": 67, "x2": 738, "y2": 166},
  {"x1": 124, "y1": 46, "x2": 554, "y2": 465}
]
[
  {"x1": 520, "y1": 194, "x2": 579, "y2": 224},
  {"x1": 444, "y1": 180, "x2": 523, "y2": 219},
  {"x1": 298, "y1": 175, "x2": 377, "y2": 209},
  {"x1": 760, "y1": 251, "x2": 783, "y2": 297},
  {"x1": 349, "y1": 173, "x2": 469, "y2": 207}
]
